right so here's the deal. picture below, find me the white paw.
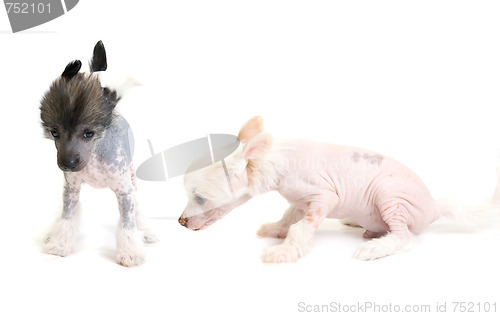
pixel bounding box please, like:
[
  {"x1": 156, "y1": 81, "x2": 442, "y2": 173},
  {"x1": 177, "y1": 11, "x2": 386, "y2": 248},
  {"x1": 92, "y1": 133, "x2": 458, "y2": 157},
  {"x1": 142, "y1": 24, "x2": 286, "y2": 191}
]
[
  {"x1": 116, "y1": 251, "x2": 145, "y2": 267},
  {"x1": 116, "y1": 228, "x2": 146, "y2": 267},
  {"x1": 354, "y1": 242, "x2": 388, "y2": 261},
  {"x1": 353, "y1": 234, "x2": 414, "y2": 261},
  {"x1": 137, "y1": 217, "x2": 159, "y2": 243},
  {"x1": 143, "y1": 231, "x2": 159, "y2": 244},
  {"x1": 43, "y1": 218, "x2": 76, "y2": 257},
  {"x1": 257, "y1": 222, "x2": 288, "y2": 238},
  {"x1": 262, "y1": 242, "x2": 310, "y2": 263},
  {"x1": 43, "y1": 238, "x2": 73, "y2": 257}
]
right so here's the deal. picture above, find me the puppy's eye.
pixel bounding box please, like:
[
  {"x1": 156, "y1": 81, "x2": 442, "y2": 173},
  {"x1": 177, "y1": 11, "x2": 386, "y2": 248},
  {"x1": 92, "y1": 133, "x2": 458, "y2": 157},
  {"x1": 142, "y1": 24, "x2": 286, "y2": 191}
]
[
  {"x1": 195, "y1": 195, "x2": 206, "y2": 205},
  {"x1": 50, "y1": 130, "x2": 59, "y2": 138},
  {"x1": 83, "y1": 130, "x2": 94, "y2": 139}
]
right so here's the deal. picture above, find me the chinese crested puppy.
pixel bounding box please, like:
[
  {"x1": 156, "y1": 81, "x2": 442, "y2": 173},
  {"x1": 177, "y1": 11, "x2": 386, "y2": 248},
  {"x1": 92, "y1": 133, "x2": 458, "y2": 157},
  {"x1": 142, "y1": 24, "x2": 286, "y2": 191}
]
[
  {"x1": 40, "y1": 41, "x2": 157, "y2": 267},
  {"x1": 179, "y1": 116, "x2": 492, "y2": 263}
]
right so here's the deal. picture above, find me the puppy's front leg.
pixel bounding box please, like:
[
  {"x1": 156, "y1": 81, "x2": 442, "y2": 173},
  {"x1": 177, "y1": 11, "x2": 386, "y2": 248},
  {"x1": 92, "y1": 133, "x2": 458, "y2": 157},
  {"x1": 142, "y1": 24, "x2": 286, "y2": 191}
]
[
  {"x1": 129, "y1": 165, "x2": 158, "y2": 244},
  {"x1": 43, "y1": 179, "x2": 81, "y2": 257},
  {"x1": 115, "y1": 188, "x2": 145, "y2": 267},
  {"x1": 262, "y1": 196, "x2": 338, "y2": 263},
  {"x1": 257, "y1": 206, "x2": 304, "y2": 238}
]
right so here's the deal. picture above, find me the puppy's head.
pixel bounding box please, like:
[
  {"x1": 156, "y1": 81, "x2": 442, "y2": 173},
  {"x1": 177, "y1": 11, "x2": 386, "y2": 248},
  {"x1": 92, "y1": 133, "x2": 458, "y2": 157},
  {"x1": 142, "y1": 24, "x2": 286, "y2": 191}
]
[
  {"x1": 179, "y1": 116, "x2": 272, "y2": 230},
  {"x1": 40, "y1": 41, "x2": 119, "y2": 172}
]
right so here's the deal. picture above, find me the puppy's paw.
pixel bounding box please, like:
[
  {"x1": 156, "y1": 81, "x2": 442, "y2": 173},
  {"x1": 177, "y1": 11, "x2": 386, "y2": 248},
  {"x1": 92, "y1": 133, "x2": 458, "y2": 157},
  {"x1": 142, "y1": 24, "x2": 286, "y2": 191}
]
[
  {"x1": 257, "y1": 222, "x2": 288, "y2": 239},
  {"x1": 43, "y1": 237, "x2": 73, "y2": 257},
  {"x1": 142, "y1": 230, "x2": 159, "y2": 244},
  {"x1": 116, "y1": 228, "x2": 146, "y2": 267},
  {"x1": 353, "y1": 234, "x2": 414, "y2": 261},
  {"x1": 43, "y1": 218, "x2": 76, "y2": 257},
  {"x1": 353, "y1": 242, "x2": 386, "y2": 261},
  {"x1": 116, "y1": 251, "x2": 145, "y2": 267},
  {"x1": 262, "y1": 243, "x2": 310, "y2": 263},
  {"x1": 137, "y1": 217, "x2": 159, "y2": 244}
]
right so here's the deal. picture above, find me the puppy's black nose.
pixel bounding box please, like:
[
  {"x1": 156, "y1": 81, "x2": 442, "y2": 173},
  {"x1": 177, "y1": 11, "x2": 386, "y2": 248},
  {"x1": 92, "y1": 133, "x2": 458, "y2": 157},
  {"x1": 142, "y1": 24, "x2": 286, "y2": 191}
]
[
  {"x1": 60, "y1": 158, "x2": 79, "y2": 171},
  {"x1": 178, "y1": 217, "x2": 188, "y2": 227}
]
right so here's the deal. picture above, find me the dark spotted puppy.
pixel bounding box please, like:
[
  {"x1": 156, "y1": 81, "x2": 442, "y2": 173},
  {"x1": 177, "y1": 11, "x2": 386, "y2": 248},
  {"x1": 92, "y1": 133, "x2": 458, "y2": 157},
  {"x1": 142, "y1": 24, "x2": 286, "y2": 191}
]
[{"x1": 40, "y1": 41, "x2": 157, "y2": 267}]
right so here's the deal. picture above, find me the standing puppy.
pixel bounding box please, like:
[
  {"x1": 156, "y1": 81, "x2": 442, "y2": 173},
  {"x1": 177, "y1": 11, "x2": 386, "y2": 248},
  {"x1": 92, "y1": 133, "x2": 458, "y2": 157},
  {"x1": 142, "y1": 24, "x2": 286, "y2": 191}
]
[
  {"x1": 40, "y1": 41, "x2": 157, "y2": 267},
  {"x1": 179, "y1": 116, "x2": 486, "y2": 263}
]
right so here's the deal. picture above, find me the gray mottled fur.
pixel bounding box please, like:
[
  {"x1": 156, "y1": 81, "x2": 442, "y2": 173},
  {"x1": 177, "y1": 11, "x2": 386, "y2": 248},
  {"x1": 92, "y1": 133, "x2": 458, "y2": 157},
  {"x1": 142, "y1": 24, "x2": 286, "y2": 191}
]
[{"x1": 41, "y1": 41, "x2": 157, "y2": 267}]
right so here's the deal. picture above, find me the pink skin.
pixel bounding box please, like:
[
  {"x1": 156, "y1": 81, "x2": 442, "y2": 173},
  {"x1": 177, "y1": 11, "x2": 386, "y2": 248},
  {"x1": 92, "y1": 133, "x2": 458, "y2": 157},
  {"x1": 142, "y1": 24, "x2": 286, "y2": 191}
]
[
  {"x1": 261, "y1": 142, "x2": 439, "y2": 261},
  {"x1": 180, "y1": 117, "x2": 441, "y2": 262},
  {"x1": 275, "y1": 142, "x2": 439, "y2": 233}
]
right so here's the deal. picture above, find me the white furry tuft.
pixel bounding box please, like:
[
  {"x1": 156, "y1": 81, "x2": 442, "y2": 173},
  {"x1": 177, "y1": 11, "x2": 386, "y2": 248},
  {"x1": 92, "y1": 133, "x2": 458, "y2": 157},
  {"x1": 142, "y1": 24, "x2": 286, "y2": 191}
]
[
  {"x1": 262, "y1": 222, "x2": 314, "y2": 263},
  {"x1": 115, "y1": 227, "x2": 146, "y2": 267},
  {"x1": 109, "y1": 75, "x2": 142, "y2": 99},
  {"x1": 354, "y1": 233, "x2": 415, "y2": 260},
  {"x1": 246, "y1": 141, "x2": 294, "y2": 196},
  {"x1": 43, "y1": 208, "x2": 80, "y2": 257},
  {"x1": 96, "y1": 72, "x2": 142, "y2": 99},
  {"x1": 437, "y1": 199, "x2": 499, "y2": 226}
]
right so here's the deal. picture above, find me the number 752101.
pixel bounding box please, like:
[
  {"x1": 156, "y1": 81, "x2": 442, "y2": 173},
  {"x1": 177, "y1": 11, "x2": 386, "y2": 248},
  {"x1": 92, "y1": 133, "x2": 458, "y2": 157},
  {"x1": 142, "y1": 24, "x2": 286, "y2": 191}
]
[{"x1": 5, "y1": 2, "x2": 51, "y2": 14}]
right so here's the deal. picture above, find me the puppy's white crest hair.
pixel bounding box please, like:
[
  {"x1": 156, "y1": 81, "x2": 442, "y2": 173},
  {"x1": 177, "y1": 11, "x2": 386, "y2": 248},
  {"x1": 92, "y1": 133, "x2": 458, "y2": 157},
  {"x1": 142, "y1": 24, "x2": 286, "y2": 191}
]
[
  {"x1": 185, "y1": 146, "x2": 246, "y2": 202},
  {"x1": 244, "y1": 139, "x2": 294, "y2": 196},
  {"x1": 185, "y1": 137, "x2": 294, "y2": 203}
]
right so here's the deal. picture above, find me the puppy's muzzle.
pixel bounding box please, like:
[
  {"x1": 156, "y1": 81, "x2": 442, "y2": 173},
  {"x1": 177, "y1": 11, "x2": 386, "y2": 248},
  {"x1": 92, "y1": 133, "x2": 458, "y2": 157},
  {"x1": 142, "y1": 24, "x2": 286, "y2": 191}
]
[
  {"x1": 178, "y1": 217, "x2": 188, "y2": 227},
  {"x1": 178, "y1": 217, "x2": 201, "y2": 231},
  {"x1": 59, "y1": 156, "x2": 80, "y2": 172}
]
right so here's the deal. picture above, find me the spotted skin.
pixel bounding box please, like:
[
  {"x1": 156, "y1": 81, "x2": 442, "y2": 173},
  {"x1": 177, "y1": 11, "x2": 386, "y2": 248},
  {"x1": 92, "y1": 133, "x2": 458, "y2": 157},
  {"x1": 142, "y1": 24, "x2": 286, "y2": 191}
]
[{"x1": 44, "y1": 115, "x2": 158, "y2": 267}]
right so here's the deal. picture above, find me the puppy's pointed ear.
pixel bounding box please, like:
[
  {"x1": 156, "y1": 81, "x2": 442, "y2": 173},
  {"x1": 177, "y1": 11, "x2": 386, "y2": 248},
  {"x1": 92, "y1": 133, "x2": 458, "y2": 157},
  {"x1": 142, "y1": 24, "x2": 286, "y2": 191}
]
[
  {"x1": 243, "y1": 132, "x2": 272, "y2": 160},
  {"x1": 89, "y1": 40, "x2": 107, "y2": 72},
  {"x1": 102, "y1": 87, "x2": 119, "y2": 111},
  {"x1": 238, "y1": 116, "x2": 264, "y2": 143},
  {"x1": 61, "y1": 60, "x2": 82, "y2": 80}
]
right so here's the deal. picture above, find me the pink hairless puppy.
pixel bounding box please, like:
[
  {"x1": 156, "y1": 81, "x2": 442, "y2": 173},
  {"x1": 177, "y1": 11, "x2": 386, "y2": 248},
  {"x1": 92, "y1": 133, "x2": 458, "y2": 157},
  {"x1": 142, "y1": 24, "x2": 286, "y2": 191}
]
[{"x1": 178, "y1": 116, "x2": 485, "y2": 263}]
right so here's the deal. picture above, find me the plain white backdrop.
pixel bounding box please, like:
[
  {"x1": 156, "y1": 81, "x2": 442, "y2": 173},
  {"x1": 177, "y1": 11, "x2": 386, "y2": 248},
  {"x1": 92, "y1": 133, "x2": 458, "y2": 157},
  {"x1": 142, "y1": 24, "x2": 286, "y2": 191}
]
[{"x1": 1, "y1": 1, "x2": 499, "y2": 315}]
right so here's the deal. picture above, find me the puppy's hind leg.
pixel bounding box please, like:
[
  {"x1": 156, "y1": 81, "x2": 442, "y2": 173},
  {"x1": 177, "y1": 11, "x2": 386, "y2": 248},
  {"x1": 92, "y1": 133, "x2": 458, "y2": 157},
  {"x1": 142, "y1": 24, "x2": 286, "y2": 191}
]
[
  {"x1": 257, "y1": 206, "x2": 304, "y2": 239},
  {"x1": 135, "y1": 210, "x2": 159, "y2": 244},
  {"x1": 354, "y1": 203, "x2": 415, "y2": 260},
  {"x1": 115, "y1": 186, "x2": 146, "y2": 267},
  {"x1": 43, "y1": 179, "x2": 81, "y2": 257}
]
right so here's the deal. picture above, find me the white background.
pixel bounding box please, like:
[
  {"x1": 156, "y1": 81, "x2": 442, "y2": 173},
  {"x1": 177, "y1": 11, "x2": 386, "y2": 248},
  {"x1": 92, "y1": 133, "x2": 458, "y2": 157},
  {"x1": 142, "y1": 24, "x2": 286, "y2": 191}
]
[{"x1": 1, "y1": 1, "x2": 499, "y2": 315}]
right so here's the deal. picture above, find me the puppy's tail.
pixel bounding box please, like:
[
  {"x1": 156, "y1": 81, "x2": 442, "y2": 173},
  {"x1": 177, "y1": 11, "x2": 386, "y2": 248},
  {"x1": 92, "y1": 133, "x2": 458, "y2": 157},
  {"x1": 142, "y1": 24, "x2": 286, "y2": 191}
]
[
  {"x1": 437, "y1": 162, "x2": 500, "y2": 226},
  {"x1": 96, "y1": 71, "x2": 142, "y2": 100},
  {"x1": 437, "y1": 199, "x2": 497, "y2": 226}
]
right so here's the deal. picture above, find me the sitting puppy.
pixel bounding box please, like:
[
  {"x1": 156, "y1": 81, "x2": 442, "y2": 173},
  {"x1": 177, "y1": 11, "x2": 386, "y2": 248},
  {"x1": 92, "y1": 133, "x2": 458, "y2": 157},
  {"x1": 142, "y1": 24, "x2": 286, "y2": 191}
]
[
  {"x1": 40, "y1": 41, "x2": 157, "y2": 267},
  {"x1": 179, "y1": 116, "x2": 484, "y2": 263}
]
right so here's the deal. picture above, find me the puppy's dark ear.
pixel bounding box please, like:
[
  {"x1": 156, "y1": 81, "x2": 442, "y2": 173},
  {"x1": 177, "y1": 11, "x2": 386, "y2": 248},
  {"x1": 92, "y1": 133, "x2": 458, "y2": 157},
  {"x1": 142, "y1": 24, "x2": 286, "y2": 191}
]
[
  {"x1": 90, "y1": 40, "x2": 107, "y2": 72},
  {"x1": 102, "y1": 87, "x2": 119, "y2": 110},
  {"x1": 61, "y1": 60, "x2": 82, "y2": 80}
]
